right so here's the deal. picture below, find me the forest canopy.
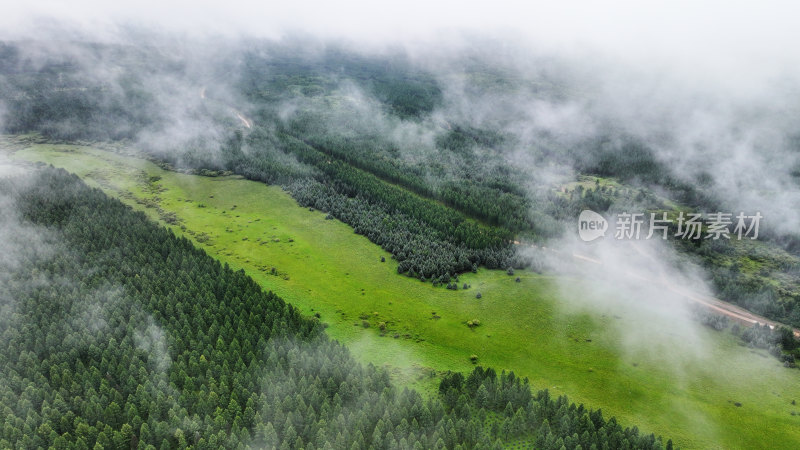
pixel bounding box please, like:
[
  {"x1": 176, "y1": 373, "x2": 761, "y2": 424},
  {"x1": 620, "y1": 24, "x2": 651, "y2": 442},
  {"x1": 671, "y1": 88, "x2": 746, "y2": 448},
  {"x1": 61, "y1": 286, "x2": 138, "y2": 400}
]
[{"x1": 0, "y1": 166, "x2": 673, "y2": 449}]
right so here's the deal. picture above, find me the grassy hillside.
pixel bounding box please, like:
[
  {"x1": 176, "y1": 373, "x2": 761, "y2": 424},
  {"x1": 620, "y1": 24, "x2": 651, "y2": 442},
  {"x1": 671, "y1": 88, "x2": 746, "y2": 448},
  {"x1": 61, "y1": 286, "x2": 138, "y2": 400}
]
[
  {"x1": 7, "y1": 138, "x2": 800, "y2": 449},
  {"x1": 6, "y1": 164, "x2": 643, "y2": 449}
]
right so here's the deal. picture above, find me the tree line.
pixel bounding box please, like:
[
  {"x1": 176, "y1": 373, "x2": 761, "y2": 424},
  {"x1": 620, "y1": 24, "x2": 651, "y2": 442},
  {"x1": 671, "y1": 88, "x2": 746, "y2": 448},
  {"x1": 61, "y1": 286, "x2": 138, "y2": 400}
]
[{"x1": 0, "y1": 166, "x2": 674, "y2": 449}]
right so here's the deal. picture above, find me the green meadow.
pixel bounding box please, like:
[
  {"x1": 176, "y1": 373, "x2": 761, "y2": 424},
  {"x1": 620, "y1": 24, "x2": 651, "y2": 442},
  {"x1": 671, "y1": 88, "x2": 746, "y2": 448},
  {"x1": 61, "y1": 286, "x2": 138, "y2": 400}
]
[{"x1": 7, "y1": 139, "x2": 800, "y2": 449}]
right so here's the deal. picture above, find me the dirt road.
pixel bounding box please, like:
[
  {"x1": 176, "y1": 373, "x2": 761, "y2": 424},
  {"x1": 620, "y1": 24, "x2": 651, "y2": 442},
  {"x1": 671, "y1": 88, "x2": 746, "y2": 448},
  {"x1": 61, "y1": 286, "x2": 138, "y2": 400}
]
[{"x1": 199, "y1": 86, "x2": 251, "y2": 128}]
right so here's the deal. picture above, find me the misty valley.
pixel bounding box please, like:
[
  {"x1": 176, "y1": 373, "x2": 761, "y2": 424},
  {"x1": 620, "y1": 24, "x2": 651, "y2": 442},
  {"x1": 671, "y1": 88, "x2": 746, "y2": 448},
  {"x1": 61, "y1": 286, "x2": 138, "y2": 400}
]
[{"x1": 2, "y1": 16, "x2": 800, "y2": 450}]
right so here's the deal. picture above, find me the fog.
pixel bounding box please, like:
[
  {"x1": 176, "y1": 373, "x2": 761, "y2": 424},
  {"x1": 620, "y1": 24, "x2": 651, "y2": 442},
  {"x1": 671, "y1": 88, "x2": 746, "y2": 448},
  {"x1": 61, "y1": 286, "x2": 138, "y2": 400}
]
[
  {"x1": 4, "y1": 1, "x2": 799, "y2": 72},
  {"x1": 0, "y1": 167, "x2": 189, "y2": 431},
  {"x1": 3, "y1": 0, "x2": 797, "y2": 336},
  {"x1": 0, "y1": 167, "x2": 56, "y2": 279},
  {"x1": 2, "y1": 3, "x2": 800, "y2": 444},
  {"x1": 2, "y1": 4, "x2": 797, "y2": 301},
  {"x1": 4, "y1": 3, "x2": 800, "y2": 215}
]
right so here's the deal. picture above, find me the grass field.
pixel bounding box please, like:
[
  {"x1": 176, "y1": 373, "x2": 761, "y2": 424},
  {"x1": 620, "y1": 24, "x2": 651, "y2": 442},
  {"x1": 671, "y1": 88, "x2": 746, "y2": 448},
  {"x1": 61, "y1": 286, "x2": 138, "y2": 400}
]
[{"x1": 6, "y1": 138, "x2": 800, "y2": 449}]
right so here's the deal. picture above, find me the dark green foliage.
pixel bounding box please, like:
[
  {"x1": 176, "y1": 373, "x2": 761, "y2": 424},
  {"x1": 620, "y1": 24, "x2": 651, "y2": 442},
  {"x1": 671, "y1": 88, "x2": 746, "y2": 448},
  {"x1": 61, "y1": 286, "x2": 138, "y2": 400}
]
[
  {"x1": 239, "y1": 44, "x2": 442, "y2": 118},
  {"x1": 0, "y1": 167, "x2": 671, "y2": 449},
  {"x1": 696, "y1": 306, "x2": 800, "y2": 366},
  {"x1": 0, "y1": 41, "x2": 164, "y2": 141},
  {"x1": 5, "y1": 37, "x2": 799, "y2": 341},
  {"x1": 283, "y1": 122, "x2": 533, "y2": 233},
  {"x1": 276, "y1": 133, "x2": 511, "y2": 250},
  {"x1": 438, "y1": 368, "x2": 671, "y2": 450},
  {"x1": 673, "y1": 230, "x2": 800, "y2": 328},
  {"x1": 287, "y1": 177, "x2": 516, "y2": 279},
  {"x1": 438, "y1": 180, "x2": 533, "y2": 232},
  {"x1": 738, "y1": 323, "x2": 800, "y2": 365},
  {"x1": 271, "y1": 133, "x2": 527, "y2": 279},
  {"x1": 692, "y1": 306, "x2": 730, "y2": 331}
]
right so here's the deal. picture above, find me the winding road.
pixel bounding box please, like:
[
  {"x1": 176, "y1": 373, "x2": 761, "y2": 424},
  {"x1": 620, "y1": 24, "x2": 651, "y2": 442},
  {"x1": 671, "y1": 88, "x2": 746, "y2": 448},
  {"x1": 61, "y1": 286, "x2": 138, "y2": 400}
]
[{"x1": 199, "y1": 86, "x2": 252, "y2": 129}]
